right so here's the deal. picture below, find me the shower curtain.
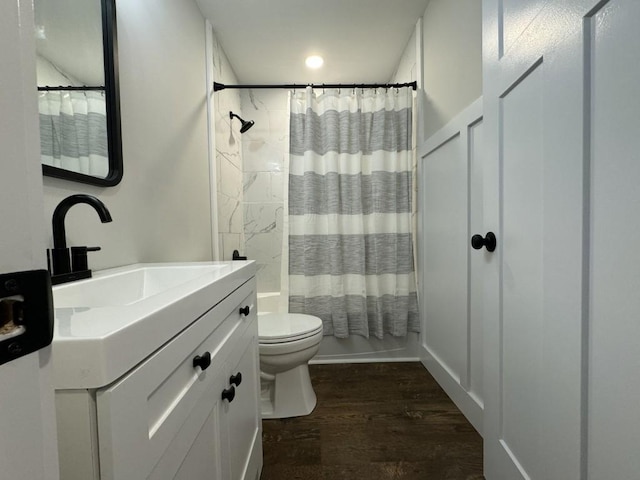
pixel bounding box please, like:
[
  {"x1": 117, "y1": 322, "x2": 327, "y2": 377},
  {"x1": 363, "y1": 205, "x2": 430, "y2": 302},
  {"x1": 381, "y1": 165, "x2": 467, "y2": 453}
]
[
  {"x1": 39, "y1": 90, "x2": 109, "y2": 177},
  {"x1": 286, "y1": 87, "x2": 419, "y2": 339}
]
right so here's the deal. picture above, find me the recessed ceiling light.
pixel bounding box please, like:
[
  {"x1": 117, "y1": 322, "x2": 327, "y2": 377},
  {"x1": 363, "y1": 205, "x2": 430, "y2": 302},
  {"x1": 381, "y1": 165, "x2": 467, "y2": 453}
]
[{"x1": 305, "y1": 55, "x2": 324, "y2": 69}]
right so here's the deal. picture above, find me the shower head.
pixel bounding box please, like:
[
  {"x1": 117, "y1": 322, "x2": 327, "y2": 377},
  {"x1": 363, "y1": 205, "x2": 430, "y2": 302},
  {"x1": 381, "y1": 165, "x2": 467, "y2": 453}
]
[{"x1": 229, "y1": 111, "x2": 255, "y2": 133}]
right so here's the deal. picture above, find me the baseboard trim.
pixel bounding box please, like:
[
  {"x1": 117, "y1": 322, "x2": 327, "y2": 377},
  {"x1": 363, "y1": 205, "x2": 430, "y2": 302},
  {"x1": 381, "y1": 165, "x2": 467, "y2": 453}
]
[
  {"x1": 310, "y1": 356, "x2": 421, "y2": 365},
  {"x1": 419, "y1": 344, "x2": 483, "y2": 436}
]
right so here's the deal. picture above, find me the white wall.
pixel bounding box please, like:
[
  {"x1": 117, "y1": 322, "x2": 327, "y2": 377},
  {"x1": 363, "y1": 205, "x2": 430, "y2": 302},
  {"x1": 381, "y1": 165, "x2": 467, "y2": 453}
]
[
  {"x1": 420, "y1": 0, "x2": 482, "y2": 139},
  {"x1": 391, "y1": 26, "x2": 418, "y2": 84},
  {"x1": 42, "y1": 0, "x2": 213, "y2": 270}
]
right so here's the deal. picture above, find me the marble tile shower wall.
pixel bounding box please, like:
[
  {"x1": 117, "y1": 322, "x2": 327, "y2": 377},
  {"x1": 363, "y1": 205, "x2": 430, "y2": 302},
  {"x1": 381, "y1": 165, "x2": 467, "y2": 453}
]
[
  {"x1": 212, "y1": 36, "x2": 244, "y2": 260},
  {"x1": 241, "y1": 90, "x2": 289, "y2": 292}
]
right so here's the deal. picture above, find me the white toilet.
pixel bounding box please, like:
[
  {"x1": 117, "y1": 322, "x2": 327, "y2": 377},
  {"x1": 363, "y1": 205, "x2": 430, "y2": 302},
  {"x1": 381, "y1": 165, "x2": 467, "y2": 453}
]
[{"x1": 258, "y1": 311, "x2": 323, "y2": 419}]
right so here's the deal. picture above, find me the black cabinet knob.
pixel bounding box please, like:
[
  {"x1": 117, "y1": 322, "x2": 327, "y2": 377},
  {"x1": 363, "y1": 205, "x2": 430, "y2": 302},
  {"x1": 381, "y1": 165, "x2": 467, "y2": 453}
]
[
  {"x1": 193, "y1": 351, "x2": 211, "y2": 371},
  {"x1": 239, "y1": 305, "x2": 250, "y2": 316},
  {"x1": 230, "y1": 372, "x2": 242, "y2": 386},
  {"x1": 221, "y1": 385, "x2": 236, "y2": 402},
  {"x1": 471, "y1": 232, "x2": 497, "y2": 252}
]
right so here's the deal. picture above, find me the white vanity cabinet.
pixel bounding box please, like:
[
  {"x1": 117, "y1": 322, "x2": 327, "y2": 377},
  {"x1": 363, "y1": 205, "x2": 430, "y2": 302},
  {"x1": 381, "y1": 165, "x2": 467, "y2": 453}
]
[{"x1": 54, "y1": 274, "x2": 262, "y2": 480}]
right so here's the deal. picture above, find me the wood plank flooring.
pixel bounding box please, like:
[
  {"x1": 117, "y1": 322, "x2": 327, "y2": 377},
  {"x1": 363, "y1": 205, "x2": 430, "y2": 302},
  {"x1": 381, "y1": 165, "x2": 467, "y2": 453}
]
[{"x1": 260, "y1": 362, "x2": 483, "y2": 480}]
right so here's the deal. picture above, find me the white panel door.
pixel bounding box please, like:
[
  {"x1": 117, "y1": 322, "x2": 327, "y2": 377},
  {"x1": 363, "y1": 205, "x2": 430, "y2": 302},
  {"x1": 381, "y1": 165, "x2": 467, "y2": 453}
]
[
  {"x1": 0, "y1": 0, "x2": 58, "y2": 478},
  {"x1": 588, "y1": 1, "x2": 640, "y2": 477},
  {"x1": 483, "y1": 1, "x2": 587, "y2": 478},
  {"x1": 484, "y1": 0, "x2": 640, "y2": 478}
]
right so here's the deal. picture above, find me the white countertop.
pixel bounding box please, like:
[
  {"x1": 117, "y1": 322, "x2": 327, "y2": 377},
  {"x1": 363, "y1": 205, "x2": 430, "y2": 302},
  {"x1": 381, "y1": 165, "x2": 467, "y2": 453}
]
[{"x1": 51, "y1": 261, "x2": 256, "y2": 390}]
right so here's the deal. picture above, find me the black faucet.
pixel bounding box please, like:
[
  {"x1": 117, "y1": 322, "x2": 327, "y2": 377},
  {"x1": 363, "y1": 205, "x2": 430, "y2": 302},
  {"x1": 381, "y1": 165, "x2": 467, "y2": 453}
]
[{"x1": 49, "y1": 194, "x2": 112, "y2": 285}]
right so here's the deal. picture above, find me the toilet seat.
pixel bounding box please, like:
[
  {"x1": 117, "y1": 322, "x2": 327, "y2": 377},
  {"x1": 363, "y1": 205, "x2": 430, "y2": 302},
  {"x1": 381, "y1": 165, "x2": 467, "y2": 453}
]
[{"x1": 258, "y1": 313, "x2": 323, "y2": 344}]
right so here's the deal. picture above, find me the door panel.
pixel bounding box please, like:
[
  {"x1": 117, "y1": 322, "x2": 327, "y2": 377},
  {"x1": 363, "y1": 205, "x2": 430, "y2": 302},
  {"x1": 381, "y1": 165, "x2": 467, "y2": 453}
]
[
  {"x1": 483, "y1": 0, "x2": 587, "y2": 478},
  {"x1": 500, "y1": 0, "x2": 548, "y2": 56},
  {"x1": 500, "y1": 63, "x2": 544, "y2": 478},
  {"x1": 589, "y1": 0, "x2": 640, "y2": 477}
]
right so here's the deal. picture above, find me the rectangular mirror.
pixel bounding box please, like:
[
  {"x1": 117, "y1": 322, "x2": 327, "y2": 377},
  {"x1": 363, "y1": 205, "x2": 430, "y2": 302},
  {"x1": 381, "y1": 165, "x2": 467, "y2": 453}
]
[{"x1": 35, "y1": 0, "x2": 122, "y2": 187}]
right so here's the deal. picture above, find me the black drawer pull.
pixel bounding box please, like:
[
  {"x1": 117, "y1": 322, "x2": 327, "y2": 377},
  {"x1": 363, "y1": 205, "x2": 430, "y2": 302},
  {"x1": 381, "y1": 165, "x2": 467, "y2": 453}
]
[
  {"x1": 230, "y1": 372, "x2": 242, "y2": 386},
  {"x1": 193, "y1": 351, "x2": 211, "y2": 371},
  {"x1": 239, "y1": 305, "x2": 250, "y2": 316},
  {"x1": 222, "y1": 385, "x2": 236, "y2": 402}
]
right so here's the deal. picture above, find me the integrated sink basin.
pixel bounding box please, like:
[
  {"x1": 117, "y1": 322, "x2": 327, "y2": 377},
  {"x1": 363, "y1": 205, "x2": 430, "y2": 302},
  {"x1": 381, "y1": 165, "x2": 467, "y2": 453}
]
[
  {"x1": 51, "y1": 261, "x2": 256, "y2": 390},
  {"x1": 53, "y1": 264, "x2": 223, "y2": 308}
]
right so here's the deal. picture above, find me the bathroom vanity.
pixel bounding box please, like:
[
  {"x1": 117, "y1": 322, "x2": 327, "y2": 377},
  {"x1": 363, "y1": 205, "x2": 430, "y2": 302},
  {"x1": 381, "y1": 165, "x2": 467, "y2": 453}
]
[{"x1": 51, "y1": 262, "x2": 262, "y2": 480}]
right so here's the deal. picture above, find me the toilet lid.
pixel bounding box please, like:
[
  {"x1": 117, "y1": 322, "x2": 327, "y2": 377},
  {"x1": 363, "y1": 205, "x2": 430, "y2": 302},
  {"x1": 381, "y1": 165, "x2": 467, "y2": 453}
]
[{"x1": 258, "y1": 313, "x2": 323, "y2": 343}]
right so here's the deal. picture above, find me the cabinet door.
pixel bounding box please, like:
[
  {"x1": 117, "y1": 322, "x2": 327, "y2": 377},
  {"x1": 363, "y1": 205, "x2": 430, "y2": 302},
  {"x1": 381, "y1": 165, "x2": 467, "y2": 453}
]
[
  {"x1": 223, "y1": 319, "x2": 262, "y2": 480},
  {"x1": 152, "y1": 371, "x2": 227, "y2": 480}
]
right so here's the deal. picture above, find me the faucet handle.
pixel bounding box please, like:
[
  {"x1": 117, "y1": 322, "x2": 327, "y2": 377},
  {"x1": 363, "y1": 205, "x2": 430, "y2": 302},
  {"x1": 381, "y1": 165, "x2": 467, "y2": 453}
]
[{"x1": 71, "y1": 246, "x2": 101, "y2": 272}]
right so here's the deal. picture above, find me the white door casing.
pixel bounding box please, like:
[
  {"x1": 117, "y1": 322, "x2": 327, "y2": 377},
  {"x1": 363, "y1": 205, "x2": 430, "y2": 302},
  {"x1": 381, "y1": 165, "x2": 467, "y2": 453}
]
[
  {"x1": 483, "y1": 0, "x2": 640, "y2": 478},
  {"x1": 0, "y1": 0, "x2": 59, "y2": 478}
]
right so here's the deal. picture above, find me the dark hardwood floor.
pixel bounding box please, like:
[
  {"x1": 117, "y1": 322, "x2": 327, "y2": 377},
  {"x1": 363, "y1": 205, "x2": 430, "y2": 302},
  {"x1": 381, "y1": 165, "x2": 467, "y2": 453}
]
[{"x1": 260, "y1": 362, "x2": 483, "y2": 480}]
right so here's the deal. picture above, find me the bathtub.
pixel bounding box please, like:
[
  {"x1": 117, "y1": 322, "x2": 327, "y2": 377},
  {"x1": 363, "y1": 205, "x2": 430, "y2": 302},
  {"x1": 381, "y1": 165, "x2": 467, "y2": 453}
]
[
  {"x1": 256, "y1": 291, "x2": 420, "y2": 363},
  {"x1": 257, "y1": 291, "x2": 284, "y2": 313}
]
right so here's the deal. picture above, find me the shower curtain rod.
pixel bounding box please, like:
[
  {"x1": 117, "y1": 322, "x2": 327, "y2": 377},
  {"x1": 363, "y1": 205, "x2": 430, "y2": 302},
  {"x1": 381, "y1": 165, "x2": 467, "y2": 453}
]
[
  {"x1": 38, "y1": 86, "x2": 105, "y2": 91},
  {"x1": 213, "y1": 81, "x2": 417, "y2": 92}
]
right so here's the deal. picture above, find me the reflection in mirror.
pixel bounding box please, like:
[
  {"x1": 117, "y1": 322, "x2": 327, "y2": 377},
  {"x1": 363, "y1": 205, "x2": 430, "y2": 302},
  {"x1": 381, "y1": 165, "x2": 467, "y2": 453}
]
[{"x1": 35, "y1": 0, "x2": 122, "y2": 186}]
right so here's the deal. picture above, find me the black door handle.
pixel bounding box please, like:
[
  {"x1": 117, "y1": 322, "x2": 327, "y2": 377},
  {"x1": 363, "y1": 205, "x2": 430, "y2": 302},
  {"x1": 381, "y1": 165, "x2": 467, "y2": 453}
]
[
  {"x1": 193, "y1": 351, "x2": 211, "y2": 371},
  {"x1": 222, "y1": 385, "x2": 236, "y2": 402},
  {"x1": 239, "y1": 305, "x2": 250, "y2": 316},
  {"x1": 471, "y1": 232, "x2": 497, "y2": 252},
  {"x1": 230, "y1": 372, "x2": 242, "y2": 386}
]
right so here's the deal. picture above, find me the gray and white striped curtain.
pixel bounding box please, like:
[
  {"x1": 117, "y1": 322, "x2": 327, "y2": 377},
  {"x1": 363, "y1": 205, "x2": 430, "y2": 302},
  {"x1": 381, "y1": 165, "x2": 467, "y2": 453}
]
[
  {"x1": 287, "y1": 87, "x2": 419, "y2": 339},
  {"x1": 39, "y1": 90, "x2": 109, "y2": 177}
]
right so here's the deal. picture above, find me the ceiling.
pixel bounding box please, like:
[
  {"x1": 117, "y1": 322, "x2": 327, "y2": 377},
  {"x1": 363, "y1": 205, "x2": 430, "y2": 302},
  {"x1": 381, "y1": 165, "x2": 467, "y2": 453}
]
[
  {"x1": 34, "y1": 0, "x2": 104, "y2": 86},
  {"x1": 196, "y1": 0, "x2": 431, "y2": 85}
]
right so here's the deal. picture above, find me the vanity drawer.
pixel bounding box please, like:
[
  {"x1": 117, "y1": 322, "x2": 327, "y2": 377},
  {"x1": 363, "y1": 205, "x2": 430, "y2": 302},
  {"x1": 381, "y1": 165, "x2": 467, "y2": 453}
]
[{"x1": 96, "y1": 279, "x2": 256, "y2": 480}]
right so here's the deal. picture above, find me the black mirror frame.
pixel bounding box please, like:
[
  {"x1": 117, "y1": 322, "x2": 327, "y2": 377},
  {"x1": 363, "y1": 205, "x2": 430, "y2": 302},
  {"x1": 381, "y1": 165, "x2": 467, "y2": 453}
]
[{"x1": 42, "y1": 0, "x2": 123, "y2": 187}]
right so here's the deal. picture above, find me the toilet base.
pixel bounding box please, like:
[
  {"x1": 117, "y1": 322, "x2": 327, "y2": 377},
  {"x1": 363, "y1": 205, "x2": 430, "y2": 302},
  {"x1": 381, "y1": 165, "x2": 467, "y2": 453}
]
[{"x1": 260, "y1": 364, "x2": 317, "y2": 419}]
